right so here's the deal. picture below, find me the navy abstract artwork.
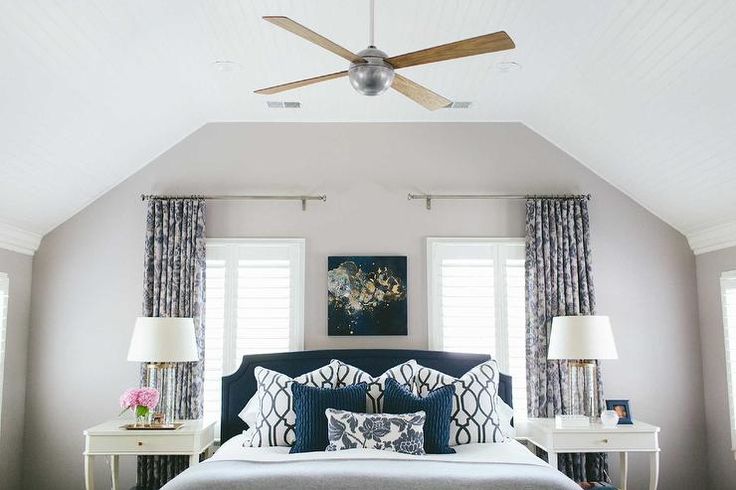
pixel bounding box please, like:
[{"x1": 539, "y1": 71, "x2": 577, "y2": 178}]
[{"x1": 327, "y1": 256, "x2": 407, "y2": 336}]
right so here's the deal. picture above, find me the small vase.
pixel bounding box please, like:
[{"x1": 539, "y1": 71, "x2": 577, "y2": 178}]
[
  {"x1": 134, "y1": 406, "x2": 151, "y2": 427},
  {"x1": 600, "y1": 410, "x2": 620, "y2": 427}
]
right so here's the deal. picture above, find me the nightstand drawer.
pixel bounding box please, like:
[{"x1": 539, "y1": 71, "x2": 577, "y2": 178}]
[
  {"x1": 552, "y1": 431, "x2": 656, "y2": 451},
  {"x1": 87, "y1": 434, "x2": 193, "y2": 453}
]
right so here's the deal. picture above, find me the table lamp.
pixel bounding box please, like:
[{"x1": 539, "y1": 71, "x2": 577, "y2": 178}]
[
  {"x1": 127, "y1": 317, "x2": 199, "y2": 426},
  {"x1": 548, "y1": 315, "x2": 618, "y2": 425}
]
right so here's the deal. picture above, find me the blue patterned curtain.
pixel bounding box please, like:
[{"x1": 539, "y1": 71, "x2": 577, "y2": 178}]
[
  {"x1": 137, "y1": 198, "x2": 206, "y2": 489},
  {"x1": 525, "y1": 197, "x2": 608, "y2": 482}
]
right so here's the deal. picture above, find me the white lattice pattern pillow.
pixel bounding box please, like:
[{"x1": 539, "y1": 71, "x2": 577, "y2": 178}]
[
  {"x1": 415, "y1": 360, "x2": 504, "y2": 445},
  {"x1": 332, "y1": 359, "x2": 417, "y2": 413},
  {"x1": 247, "y1": 362, "x2": 337, "y2": 447}
]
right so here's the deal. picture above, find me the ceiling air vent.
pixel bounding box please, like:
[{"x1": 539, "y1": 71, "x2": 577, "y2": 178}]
[
  {"x1": 211, "y1": 60, "x2": 242, "y2": 72},
  {"x1": 445, "y1": 101, "x2": 472, "y2": 109},
  {"x1": 267, "y1": 101, "x2": 301, "y2": 109}
]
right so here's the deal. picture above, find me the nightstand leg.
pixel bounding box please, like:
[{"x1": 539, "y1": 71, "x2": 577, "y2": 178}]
[
  {"x1": 547, "y1": 451, "x2": 558, "y2": 469},
  {"x1": 619, "y1": 452, "x2": 628, "y2": 490},
  {"x1": 189, "y1": 452, "x2": 199, "y2": 467},
  {"x1": 84, "y1": 454, "x2": 94, "y2": 490},
  {"x1": 205, "y1": 444, "x2": 215, "y2": 459},
  {"x1": 649, "y1": 451, "x2": 660, "y2": 490},
  {"x1": 110, "y1": 455, "x2": 119, "y2": 490},
  {"x1": 524, "y1": 439, "x2": 536, "y2": 454}
]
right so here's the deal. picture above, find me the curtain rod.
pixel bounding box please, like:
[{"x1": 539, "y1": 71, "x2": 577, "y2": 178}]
[
  {"x1": 407, "y1": 193, "x2": 591, "y2": 210},
  {"x1": 140, "y1": 194, "x2": 327, "y2": 211}
]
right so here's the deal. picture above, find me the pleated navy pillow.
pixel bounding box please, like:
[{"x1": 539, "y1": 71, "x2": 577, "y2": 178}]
[
  {"x1": 290, "y1": 382, "x2": 368, "y2": 453},
  {"x1": 383, "y1": 377, "x2": 456, "y2": 454}
]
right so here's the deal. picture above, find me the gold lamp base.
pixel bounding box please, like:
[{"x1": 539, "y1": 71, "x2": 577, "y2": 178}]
[
  {"x1": 568, "y1": 360, "x2": 598, "y2": 418},
  {"x1": 146, "y1": 363, "x2": 177, "y2": 426}
]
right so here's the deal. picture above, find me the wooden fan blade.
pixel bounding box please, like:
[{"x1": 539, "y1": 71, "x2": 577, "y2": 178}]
[
  {"x1": 264, "y1": 16, "x2": 363, "y2": 63},
  {"x1": 391, "y1": 74, "x2": 451, "y2": 111},
  {"x1": 254, "y1": 71, "x2": 348, "y2": 95},
  {"x1": 386, "y1": 31, "x2": 515, "y2": 69}
]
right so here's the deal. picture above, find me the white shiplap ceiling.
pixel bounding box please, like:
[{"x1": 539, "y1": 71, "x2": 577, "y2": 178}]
[{"x1": 1, "y1": 1, "x2": 735, "y2": 254}]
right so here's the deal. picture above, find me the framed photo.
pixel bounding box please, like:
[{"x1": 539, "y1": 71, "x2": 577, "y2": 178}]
[
  {"x1": 327, "y1": 256, "x2": 407, "y2": 336},
  {"x1": 606, "y1": 399, "x2": 633, "y2": 424}
]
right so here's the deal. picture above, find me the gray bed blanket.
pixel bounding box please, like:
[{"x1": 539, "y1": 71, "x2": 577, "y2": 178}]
[
  {"x1": 163, "y1": 458, "x2": 580, "y2": 490},
  {"x1": 162, "y1": 438, "x2": 579, "y2": 490}
]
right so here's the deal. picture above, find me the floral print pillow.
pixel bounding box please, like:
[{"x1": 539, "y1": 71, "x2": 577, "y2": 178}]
[{"x1": 325, "y1": 408, "x2": 426, "y2": 455}]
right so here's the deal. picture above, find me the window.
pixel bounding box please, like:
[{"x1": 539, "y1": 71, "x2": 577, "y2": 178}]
[
  {"x1": 427, "y1": 238, "x2": 527, "y2": 420},
  {"x1": 203, "y1": 239, "x2": 305, "y2": 423},
  {"x1": 0, "y1": 273, "x2": 8, "y2": 429},
  {"x1": 721, "y1": 270, "x2": 736, "y2": 451}
]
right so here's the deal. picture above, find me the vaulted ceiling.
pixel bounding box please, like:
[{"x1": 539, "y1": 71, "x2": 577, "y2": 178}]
[{"x1": 1, "y1": 0, "x2": 735, "y2": 254}]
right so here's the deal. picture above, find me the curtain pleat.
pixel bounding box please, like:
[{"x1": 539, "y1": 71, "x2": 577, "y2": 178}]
[
  {"x1": 137, "y1": 198, "x2": 206, "y2": 489},
  {"x1": 525, "y1": 198, "x2": 608, "y2": 482}
]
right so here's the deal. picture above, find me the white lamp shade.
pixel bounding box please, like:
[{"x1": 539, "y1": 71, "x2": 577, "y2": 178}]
[
  {"x1": 127, "y1": 317, "x2": 199, "y2": 362},
  {"x1": 547, "y1": 315, "x2": 618, "y2": 360}
]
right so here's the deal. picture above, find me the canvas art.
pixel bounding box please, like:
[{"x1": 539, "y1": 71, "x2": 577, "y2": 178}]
[{"x1": 327, "y1": 256, "x2": 407, "y2": 336}]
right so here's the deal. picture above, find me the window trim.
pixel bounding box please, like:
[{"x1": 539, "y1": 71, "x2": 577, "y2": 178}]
[
  {"x1": 206, "y1": 238, "x2": 305, "y2": 352},
  {"x1": 426, "y1": 237, "x2": 526, "y2": 420},
  {"x1": 203, "y1": 238, "x2": 305, "y2": 432},
  {"x1": 720, "y1": 270, "x2": 736, "y2": 454},
  {"x1": 426, "y1": 236, "x2": 524, "y2": 365}
]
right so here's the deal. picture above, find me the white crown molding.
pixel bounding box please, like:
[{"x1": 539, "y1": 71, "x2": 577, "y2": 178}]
[
  {"x1": 687, "y1": 221, "x2": 736, "y2": 255},
  {"x1": 0, "y1": 221, "x2": 42, "y2": 256}
]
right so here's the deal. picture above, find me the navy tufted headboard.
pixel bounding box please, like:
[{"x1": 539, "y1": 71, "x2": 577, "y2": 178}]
[{"x1": 220, "y1": 349, "x2": 512, "y2": 443}]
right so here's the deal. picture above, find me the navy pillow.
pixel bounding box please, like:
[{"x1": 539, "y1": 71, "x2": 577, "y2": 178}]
[
  {"x1": 291, "y1": 382, "x2": 368, "y2": 453},
  {"x1": 383, "y1": 377, "x2": 456, "y2": 454}
]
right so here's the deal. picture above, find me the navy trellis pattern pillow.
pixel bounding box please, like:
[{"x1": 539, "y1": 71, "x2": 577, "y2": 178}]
[
  {"x1": 325, "y1": 408, "x2": 426, "y2": 455},
  {"x1": 383, "y1": 377, "x2": 455, "y2": 454},
  {"x1": 290, "y1": 383, "x2": 368, "y2": 453},
  {"x1": 415, "y1": 360, "x2": 504, "y2": 445}
]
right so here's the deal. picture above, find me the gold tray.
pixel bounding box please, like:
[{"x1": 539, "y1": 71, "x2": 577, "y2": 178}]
[{"x1": 121, "y1": 423, "x2": 184, "y2": 431}]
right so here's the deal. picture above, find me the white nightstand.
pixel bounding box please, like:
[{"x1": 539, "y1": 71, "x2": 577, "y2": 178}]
[
  {"x1": 82, "y1": 419, "x2": 215, "y2": 490},
  {"x1": 519, "y1": 418, "x2": 660, "y2": 490}
]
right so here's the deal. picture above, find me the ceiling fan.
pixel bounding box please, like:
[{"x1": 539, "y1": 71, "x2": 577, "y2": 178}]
[{"x1": 255, "y1": 0, "x2": 515, "y2": 110}]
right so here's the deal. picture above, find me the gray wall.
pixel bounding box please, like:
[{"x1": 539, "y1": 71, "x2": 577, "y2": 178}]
[
  {"x1": 696, "y1": 245, "x2": 736, "y2": 488},
  {"x1": 0, "y1": 248, "x2": 32, "y2": 490},
  {"x1": 23, "y1": 123, "x2": 706, "y2": 489}
]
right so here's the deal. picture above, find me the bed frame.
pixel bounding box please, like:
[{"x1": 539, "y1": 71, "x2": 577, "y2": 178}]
[{"x1": 220, "y1": 349, "x2": 513, "y2": 443}]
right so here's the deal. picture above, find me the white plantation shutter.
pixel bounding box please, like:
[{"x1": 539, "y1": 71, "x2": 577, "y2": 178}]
[
  {"x1": 428, "y1": 239, "x2": 527, "y2": 420},
  {"x1": 439, "y1": 256, "x2": 495, "y2": 355},
  {"x1": 203, "y1": 240, "x2": 304, "y2": 425},
  {"x1": 0, "y1": 273, "x2": 8, "y2": 427},
  {"x1": 721, "y1": 271, "x2": 736, "y2": 450},
  {"x1": 237, "y1": 259, "x2": 292, "y2": 357}
]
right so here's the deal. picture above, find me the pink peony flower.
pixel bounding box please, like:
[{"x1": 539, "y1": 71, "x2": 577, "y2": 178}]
[
  {"x1": 119, "y1": 387, "x2": 160, "y2": 410},
  {"x1": 136, "y1": 387, "x2": 160, "y2": 409}
]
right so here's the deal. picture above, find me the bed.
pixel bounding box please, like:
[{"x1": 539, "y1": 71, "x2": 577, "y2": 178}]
[{"x1": 163, "y1": 349, "x2": 579, "y2": 490}]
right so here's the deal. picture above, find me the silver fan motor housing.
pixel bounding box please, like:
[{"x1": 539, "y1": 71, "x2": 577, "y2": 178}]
[{"x1": 348, "y1": 46, "x2": 395, "y2": 96}]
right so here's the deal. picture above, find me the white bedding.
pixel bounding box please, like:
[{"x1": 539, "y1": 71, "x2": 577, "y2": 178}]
[
  {"x1": 162, "y1": 434, "x2": 580, "y2": 490},
  {"x1": 214, "y1": 433, "x2": 546, "y2": 466}
]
